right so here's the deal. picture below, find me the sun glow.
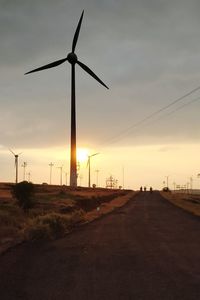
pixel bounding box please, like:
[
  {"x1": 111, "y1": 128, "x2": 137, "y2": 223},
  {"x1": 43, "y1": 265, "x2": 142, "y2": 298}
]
[{"x1": 77, "y1": 148, "x2": 89, "y2": 163}]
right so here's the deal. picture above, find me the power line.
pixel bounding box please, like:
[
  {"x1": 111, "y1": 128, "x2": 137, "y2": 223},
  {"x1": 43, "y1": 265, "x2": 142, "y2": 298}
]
[
  {"x1": 100, "y1": 85, "x2": 200, "y2": 147},
  {"x1": 148, "y1": 96, "x2": 200, "y2": 125},
  {"x1": 104, "y1": 95, "x2": 200, "y2": 145}
]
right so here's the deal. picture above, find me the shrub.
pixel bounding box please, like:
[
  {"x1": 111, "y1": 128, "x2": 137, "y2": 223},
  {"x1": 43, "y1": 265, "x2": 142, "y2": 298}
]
[
  {"x1": 58, "y1": 190, "x2": 66, "y2": 197},
  {"x1": 26, "y1": 223, "x2": 52, "y2": 240},
  {"x1": 12, "y1": 181, "x2": 35, "y2": 211},
  {"x1": 162, "y1": 187, "x2": 171, "y2": 192},
  {"x1": 38, "y1": 213, "x2": 71, "y2": 236},
  {"x1": 26, "y1": 210, "x2": 84, "y2": 240}
]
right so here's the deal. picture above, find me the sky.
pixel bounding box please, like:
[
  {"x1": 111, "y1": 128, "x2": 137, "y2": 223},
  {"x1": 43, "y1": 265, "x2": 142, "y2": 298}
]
[{"x1": 1, "y1": 0, "x2": 200, "y2": 189}]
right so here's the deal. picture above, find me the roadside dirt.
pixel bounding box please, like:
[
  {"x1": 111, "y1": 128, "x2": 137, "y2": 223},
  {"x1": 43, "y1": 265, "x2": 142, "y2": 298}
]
[{"x1": 161, "y1": 191, "x2": 200, "y2": 216}]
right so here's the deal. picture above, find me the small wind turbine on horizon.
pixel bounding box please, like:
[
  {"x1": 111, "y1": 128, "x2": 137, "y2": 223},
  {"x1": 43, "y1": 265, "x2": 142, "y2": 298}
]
[
  {"x1": 21, "y1": 162, "x2": 28, "y2": 181},
  {"x1": 9, "y1": 149, "x2": 22, "y2": 184},
  {"x1": 25, "y1": 10, "x2": 109, "y2": 188},
  {"x1": 87, "y1": 153, "x2": 99, "y2": 188}
]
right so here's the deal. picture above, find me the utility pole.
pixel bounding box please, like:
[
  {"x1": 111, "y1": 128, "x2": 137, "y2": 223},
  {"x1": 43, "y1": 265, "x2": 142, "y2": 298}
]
[
  {"x1": 87, "y1": 153, "x2": 99, "y2": 188},
  {"x1": 186, "y1": 182, "x2": 190, "y2": 194},
  {"x1": 122, "y1": 167, "x2": 125, "y2": 189},
  {"x1": 49, "y1": 162, "x2": 54, "y2": 185},
  {"x1": 95, "y1": 169, "x2": 100, "y2": 187},
  {"x1": 79, "y1": 174, "x2": 83, "y2": 186},
  {"x1": 190, "y1": 176, "x2": 193, "y2": 193},
  {"x1": 197, "y1": 173, "x2": 200, "y2": 190},
  {"x1": 163, "y1": 181, "x2": 165, "y2": 188},
  {"x1": 166, "y1": 176, "x2": 169, "y2": 188},
  {"x1": 21, "y1": 162, "x2": 27, "y2": 181},
  {"x1": 57, "y1": 166, "x2": 63, "y2": 186},
  {"x1": 65, "y1": 172, "x2": 68, "y2": 186},
  {"x1": 15, "y1": 156, "x2": 19, "y2": 184},
  {"x1": 27, "y1": 172, "x2": 31, "y2": 182}
]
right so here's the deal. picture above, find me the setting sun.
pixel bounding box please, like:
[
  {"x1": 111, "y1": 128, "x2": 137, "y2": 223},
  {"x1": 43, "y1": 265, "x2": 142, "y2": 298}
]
[{"x1": 77, "y1": 148, "x2": 89, "y2": 163}]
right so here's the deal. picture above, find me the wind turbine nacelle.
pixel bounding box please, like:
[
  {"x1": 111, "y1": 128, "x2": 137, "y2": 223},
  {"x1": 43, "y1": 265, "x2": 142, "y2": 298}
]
[{"x1": 67, "y1": 52, "x2": 78, "y2": 64}]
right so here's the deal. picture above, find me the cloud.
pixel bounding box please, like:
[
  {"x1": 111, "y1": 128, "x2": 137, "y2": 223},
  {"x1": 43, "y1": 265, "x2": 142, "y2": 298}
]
[{"x1": 0, "y1": 0, "x2": 200, "y2": 149}]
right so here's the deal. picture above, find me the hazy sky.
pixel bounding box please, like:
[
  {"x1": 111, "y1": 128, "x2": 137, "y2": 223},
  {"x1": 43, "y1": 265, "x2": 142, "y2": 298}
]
[{"x1": 1, "y1": 0, "x2": 200, "y2": 188}]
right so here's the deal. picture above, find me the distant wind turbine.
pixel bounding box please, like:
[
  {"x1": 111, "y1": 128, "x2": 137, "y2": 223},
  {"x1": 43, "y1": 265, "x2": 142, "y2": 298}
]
[
  {"x1": 25, "y1": 10, "x2": 108, "y2": 187},
  {"x1": 87, "y1": 153, "x2": 99, "y2": 188},
  {"x1": 9, "y1": 149, "x2": 22, "y2": 184},
  {"x1": 21, "y1": 162, "x2": 28, "y2": 181}
]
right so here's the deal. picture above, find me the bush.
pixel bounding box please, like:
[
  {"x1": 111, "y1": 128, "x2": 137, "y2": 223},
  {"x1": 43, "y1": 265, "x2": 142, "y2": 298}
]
[
  {"x1": 26, "y1": 210, "x2": 84, "y2": 240},
  {"x1": 12, "y1": 181, "x2": 35, "y2": 211},
  {"x1": 26, "y1": 223, "x2": 52, "y2": 240},
  {"x1": 162, "y1": 187, "x2": 171, "y2": 192}
]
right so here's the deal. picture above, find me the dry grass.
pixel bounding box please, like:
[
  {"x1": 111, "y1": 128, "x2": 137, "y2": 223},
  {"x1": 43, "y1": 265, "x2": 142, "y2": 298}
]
[
  {"x1": 161, "y1": 191, "x2": 200, "y2": 217},
  {"x1": 84, "y1": 191, "x2": 137, "y2": 222},
  {"x1": 0, "y1": 183, "x2": 134, "y2": 254},
  {"x1": 0, "y1": 199, "x2": 26, "y2": 253},
  {"x1": 25, "y1": 210, "x2": 84, "y2": 240}
]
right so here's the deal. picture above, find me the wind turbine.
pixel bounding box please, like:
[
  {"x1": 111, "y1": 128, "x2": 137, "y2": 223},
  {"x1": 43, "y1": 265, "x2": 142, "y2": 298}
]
[
  {"x1": 87, "y1": 153, "x2": 99, "y2": 188},
  {"x1": 25, "y1": 10, "x2": 109, "y2": 188},
  {"x1": 9, "y1": 149, "x2": 22, "y2": 184},
  {"x1": 21, "y1": 162, "x2": 28, "y2": 181}
]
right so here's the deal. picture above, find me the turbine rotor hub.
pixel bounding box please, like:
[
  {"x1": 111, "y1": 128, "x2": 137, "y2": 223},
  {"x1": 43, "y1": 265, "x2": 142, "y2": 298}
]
[{"x1": 67, "y1": 52, "x2": 78, "y2": 64}]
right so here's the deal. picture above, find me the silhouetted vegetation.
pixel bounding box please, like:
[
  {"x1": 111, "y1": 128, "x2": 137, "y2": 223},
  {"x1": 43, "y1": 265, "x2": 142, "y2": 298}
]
[
  {"x1": 0, "y1": 183, "x2": 134, "y2": 250},
  {"x1": 26, "y1": 210, "x2": 84, "y2": 240},
  {"x1": 12, "y1": 181, "x2": 35, "y2": 211},
  {"x1": 75, "y1": 191, "x2": 129, "y2": 211},
  {"x1": 162, "y1": 187, "x2": 171, "y2": 192}
]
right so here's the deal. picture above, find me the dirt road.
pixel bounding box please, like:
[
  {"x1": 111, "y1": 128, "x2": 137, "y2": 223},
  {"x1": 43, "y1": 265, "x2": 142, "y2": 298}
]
[{"x1": 0, "y1": 192, "x2": 200, "y2": 300}]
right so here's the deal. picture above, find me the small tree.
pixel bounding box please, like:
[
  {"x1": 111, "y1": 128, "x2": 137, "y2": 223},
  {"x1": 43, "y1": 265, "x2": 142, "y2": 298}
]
[{"x1": 12, "y1": 181, "x2": 35, "y2": 211}]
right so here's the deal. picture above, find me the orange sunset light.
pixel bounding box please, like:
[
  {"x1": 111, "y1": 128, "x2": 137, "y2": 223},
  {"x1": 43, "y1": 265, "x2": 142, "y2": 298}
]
[{"x1": 77, "y1": 148, "x2": 89, "y2": 163}]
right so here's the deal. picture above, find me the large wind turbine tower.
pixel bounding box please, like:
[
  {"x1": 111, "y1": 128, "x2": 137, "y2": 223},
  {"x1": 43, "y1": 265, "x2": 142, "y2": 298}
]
[{"x1": 25, "y1": 10, "x2": 108, "y2": 187}]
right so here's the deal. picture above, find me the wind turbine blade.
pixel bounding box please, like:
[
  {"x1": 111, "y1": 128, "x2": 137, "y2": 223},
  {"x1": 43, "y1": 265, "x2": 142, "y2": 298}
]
[
  {"x1": 25, "y1": 58, "x2": 67, "y2": 75},
  {"x1": 17, "y1": 152, "x2": 23, "y2": 156},
  {"x1": 86, "y1": 158, "x2": 89, "y2": 168},
  {"x1": 9, "y1": 148, "x2": 15, "y2": 156},
  {"x1": 72, "y1": 10, "x2": 84, "y2": 53},
  {"x1": 91, "y1": 152, "x2": 99, "y2": 157},
  {"x1": 77, "y1": 61, "x2": 109, "y2": 89}
]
